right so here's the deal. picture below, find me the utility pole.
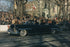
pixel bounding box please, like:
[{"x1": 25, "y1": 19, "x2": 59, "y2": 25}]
[
  {"x1": 63, "y1": 0, "x2": 65, "y2": 19},
  {"x1": 44, "y1": 0, "x2": 48, "y2": 18},
  {"x1": 48, "y1": 0, "x2": 50, "y2": 18},
  {"x1": 67, "y1": 0, "x2": 69, "y2": 20},
  {"x1": 38, "y1": 0, "x2": 40, "y2": 17}
]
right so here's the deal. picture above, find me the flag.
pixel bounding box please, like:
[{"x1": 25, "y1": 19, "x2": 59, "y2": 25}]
[{"x1": 32, "y1": 4, "x2": 36, "y2": 10}]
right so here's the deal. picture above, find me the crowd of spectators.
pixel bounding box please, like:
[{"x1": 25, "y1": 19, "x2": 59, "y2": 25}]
[
  {"x1": 11, "y1": 16, "x2": 58, "y2": 25},
  {"x1": 0, "y1": 12, "x2": 70, "y2": 25},
  {"x1": 0, "y1": 12, "x2": 13, "y2": 25}
]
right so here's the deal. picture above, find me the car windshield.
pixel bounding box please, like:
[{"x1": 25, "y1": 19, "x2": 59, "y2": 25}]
[{"x1": 23, "y1": 20, "x2": 34, "y2": 25}]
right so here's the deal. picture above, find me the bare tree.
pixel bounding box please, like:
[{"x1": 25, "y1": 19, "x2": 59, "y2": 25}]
[
  {"x1": 13, "y1": 0, "x2": 28, "y2": 19},
  {"x1": 55, "y1": 0, "x2": 63, "y2": 19}
]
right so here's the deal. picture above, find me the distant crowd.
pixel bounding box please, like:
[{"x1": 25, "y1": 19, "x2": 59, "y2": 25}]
[
  {"x1": 0, "y1": 13, "x2": 70, "y2": 25},
  {"x1": 0, "y1": 13, "x2": 13, "y2": 25}
]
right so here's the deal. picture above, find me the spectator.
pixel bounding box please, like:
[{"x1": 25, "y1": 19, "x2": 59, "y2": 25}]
[
  {"x1": 40, "y1": 19, "x2": 46, "y2": 25},
  {"x1": 12, "y1": 19, "x2": 15, "y2": 24},
  {"x1": 34, "y1": 20, "x2": 39, "y2": 25}
]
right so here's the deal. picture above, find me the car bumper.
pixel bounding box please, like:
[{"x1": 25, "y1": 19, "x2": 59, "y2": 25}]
[
  {"x1": 51, "y1": 28, "x2": 62, "y2": 31},
  {"x1": 8, "y1": 30, "x2": 19, "y2": 35}
]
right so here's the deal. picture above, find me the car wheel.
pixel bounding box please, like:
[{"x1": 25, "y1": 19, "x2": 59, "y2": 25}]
[
  {"x1": 8, "y1": 32, "x2": 10, "y2": 34},
  {"x1": 20, "y1": 30, "x2": 27, "y2": 36},
  {"x1": 7, "y1": 29, "x2": 12, "y2": 35},
  {"x1": 51, "y1": 30, "x2": 56, "y2": 34}
]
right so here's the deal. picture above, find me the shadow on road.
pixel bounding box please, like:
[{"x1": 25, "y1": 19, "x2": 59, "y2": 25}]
[{"x1": 0, "y1": 32, "x2": 70, "y2": 47}]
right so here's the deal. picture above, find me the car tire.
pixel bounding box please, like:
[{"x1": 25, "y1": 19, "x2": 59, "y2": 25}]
[
  {"x1": 20, "y1": 30, "x2": 27, "y2": 36},
  {"x1": 51, "y1": 30, "x2": 56, "y2": 34},
  {"x1": 8, "y1": 32, "x2": 10, "y2": 34},
  {"x1": 7, "y1": 29, "x2": 12, "y2": 35}
]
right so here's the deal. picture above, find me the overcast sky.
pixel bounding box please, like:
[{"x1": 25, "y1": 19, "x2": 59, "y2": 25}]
[
  {"x1": 0, "y1": 0, "x2": 13, "y2": 12},
  {"x1": 0, "y1": 0, "x2": 33, "y2": 12}
]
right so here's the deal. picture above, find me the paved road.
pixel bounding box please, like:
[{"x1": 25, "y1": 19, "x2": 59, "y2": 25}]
[{"x1": 0, "y1": 31, "x2": 70, "y2": 47}]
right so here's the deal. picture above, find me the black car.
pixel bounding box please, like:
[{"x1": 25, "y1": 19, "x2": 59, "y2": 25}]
[{"x1": 7, "y1": 21, "x2": 61, "y2": 36}]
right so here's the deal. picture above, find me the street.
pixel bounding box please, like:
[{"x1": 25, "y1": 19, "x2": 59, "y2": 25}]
[{"x1": 0, "y1": 31, "x2": 70, "y2": 47}]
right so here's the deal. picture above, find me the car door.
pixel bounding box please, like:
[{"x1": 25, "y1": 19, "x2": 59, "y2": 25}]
[
  {"x1": 29, "y1": 24, "x2": 41, "y2": 33},
  {"x1": 39, "y1": 25, "x2": 51, "y2": 33}
]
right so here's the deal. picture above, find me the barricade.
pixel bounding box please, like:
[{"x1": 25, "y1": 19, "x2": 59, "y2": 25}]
[{"x1": 0, "y1": 25, "x2": 10, "y2": 32}]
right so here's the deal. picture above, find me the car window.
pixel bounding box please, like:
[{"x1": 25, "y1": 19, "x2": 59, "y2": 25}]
[{"x1": 24, "y1": 20, "x2": 34, "y2": 25}]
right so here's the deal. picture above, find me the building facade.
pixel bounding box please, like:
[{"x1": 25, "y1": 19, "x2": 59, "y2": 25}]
[{"x1": 25, "y1": 0, "x2": 44, "y2": 17}]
